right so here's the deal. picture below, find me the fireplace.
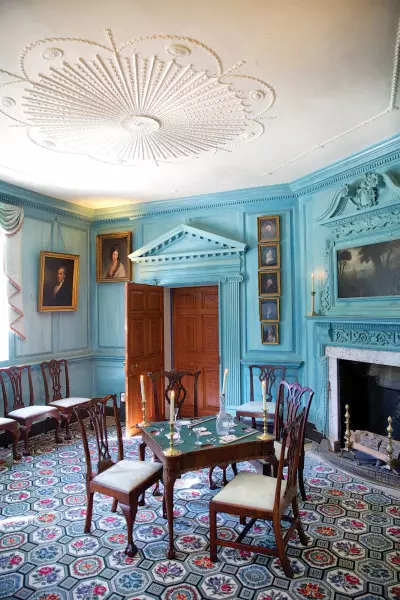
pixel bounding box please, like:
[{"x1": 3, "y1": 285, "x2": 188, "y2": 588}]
[{"x1": 326, "y1": 346, "x2": 400, "y2": 451}]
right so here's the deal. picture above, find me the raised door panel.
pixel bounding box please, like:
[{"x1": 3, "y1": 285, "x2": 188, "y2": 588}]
[
  {"x1": 148, "y1": 317, "x2": 163, "y2": 356},
  {"x1": 128, "y1": 289, "x2": 146, "y2": 312},
  {"x1": 148, "y1": 290, "x2": 163, "y2": 311},
  {"x1": 202, "y1": 315, "x2": 219, "y2": 353},
  {"x1": 203, "y1": 368, "x2": 220, "y2": 413}
]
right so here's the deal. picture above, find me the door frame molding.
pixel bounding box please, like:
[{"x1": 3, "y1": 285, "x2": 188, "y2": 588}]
[{"x1": 129, "y1": 226, "x2": 247, "y2": 407}]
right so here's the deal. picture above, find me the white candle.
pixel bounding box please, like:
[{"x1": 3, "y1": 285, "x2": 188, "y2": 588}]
[
  {"x1": 311, "y1": 272, "x2": 315, "y2": 293},
  {"x1": 170, "y1": 390, "x2": 175, "y2": 424},
  {"x1": 261, "y1": 380, "x2": 267, "y2": 411},
  {"x1": 222, "y1": 368, "x2": 228, "y2": 396},
  {"x1": 140, "y1": 375, "x2": 146, "y2": 405}
]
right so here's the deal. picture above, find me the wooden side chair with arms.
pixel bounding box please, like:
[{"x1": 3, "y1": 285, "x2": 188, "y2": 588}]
[
  {"x1": 148, "y1": 369, "x2": 201, "y2": 420},
  {"x1": 254, "y1": 381, "x2": 314, "y2": 501},
  {"x1": 0, "y1": 365, "x2": 62, "y2": 456},
  {"x1": 210, "y1": 410, "x2": 308, "y2": 578},
  {"x1": 40, "y1": 359, "x2": 90, "y2": 440},
  {"x1": 236, "y1": 365, "x2": 287, "y2": 428},
  {"x1": 74, "y1": 394, "x2": 163, "y2": 557},
  {"x1": 0, "y1": 417, "x2": 21, "y2": 461}
]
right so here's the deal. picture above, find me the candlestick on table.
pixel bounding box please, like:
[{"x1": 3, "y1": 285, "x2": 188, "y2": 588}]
[
  {"x1": 222, "y1": 368, "x2": 228, "y2": 396},
  {"x1": 138, "y1": 374, "x2": 150, "y2": 427},
  {"x1": 261, "y1": 380, "x2": 267, "y2": 411},
  {"x1": 169, "y1": 390, "x2": 175, "y2": 424}
]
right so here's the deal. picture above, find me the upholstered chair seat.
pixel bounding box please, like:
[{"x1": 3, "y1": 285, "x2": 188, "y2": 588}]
[
  {"x1": 0, "y1": 417, "x2": 19, "y2": 428},
  {"x1": 212, "y1": 471, "x2": 287, "y2": 511},
  {"x1": 8, "y1": 405, "x2": 59, "y2": 421},
  {"x1": 236, "y1": 401, "x2": 275, "y2": 415},
  {"x1": 49, "y1": 397, "x2": 89, "y2": 409},
  {"x1": 93, "y1": 460, "x2": 162, "y2": 494}
]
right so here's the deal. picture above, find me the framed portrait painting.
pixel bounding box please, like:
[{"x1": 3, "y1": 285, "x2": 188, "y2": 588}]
[
  {"x1": 261, "y1": 323, "x2": 279, "y2": 345},
  {"x1": 259, "y1": 298, "x2": 280, "y2": 322},
  {"x1": 38, "y1": 251, "x2": 80, "y2": 312},
  {"x1": 96, "y1": 232, "x2": 132, "y2": 282},
  {"x1": 259, "y1": 270, "x2": 280, "y2": 296},
  {"x1": 258, "y1": 243, "x2": 280, "y2": 269},
  {"x1": 258, "y1": 215, "x2": 280, "y2": 242}
]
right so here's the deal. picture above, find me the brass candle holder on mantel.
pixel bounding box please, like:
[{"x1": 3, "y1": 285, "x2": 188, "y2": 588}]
[
  {"x1": 164, "y1": 422, "x2": 183, "y2": 457},
  {"x1": 307, "y1": 272, "x2": 319, "y2": 317}
]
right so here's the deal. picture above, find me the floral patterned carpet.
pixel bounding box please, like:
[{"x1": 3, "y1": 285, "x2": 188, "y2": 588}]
[{"x1": 0, "y1": 427, "x2": 399, "y2": 600}]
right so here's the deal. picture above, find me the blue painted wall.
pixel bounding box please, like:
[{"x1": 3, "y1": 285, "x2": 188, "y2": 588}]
[{"x1": 1, "y1": 133, "x2": 400, "y2": 431}]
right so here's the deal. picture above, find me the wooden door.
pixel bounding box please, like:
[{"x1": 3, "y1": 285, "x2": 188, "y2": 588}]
[
  {"x1": 172, "y1": 286, "x2": 219, "y2": 417},
  {"x1": 125, "y1": 282, "x2": 164, "y2": 436}
]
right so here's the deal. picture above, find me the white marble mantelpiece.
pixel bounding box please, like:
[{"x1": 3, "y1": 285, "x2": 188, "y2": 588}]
[{"x1": 325, "y1": 345, "x2": 400, "y2": 448}]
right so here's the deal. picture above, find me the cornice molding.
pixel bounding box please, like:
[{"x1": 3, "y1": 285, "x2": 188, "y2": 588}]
[
  {"x1": 291, "y1": 134, "x2": 400, "y2": 197},
  {"x1": 0, "y1": 180, "x2": 94, "y2": 222}
]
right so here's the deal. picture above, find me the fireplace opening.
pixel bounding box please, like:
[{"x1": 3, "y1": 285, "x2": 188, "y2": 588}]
[{"x1": 338, "y1": 359, "x2": 400, "y2": 445}]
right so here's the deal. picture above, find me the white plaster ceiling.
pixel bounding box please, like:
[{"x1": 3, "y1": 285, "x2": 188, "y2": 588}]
[{"x1": 0, "y1": 0, "x2": 399, "y2": 208}]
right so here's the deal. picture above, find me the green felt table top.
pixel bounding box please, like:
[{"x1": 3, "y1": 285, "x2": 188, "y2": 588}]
[{"x1": 140, "y1": 416, "x2": 270, "y2": 453}]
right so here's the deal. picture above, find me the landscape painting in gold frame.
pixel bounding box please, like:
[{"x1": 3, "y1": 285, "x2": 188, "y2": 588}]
[
  {"x1": 96, "y1": 232, "x2": 132, "y2": 282},
  {"x1": 38, "y1": 251, "x2": 80, "y2": 312}
]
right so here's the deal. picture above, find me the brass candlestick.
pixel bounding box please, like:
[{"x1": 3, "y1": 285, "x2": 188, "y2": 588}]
[
  {"x1": 164, "y1": 422, "x2": 183, "y2": 456},
  {"x1": 138, "y1": 398, "x2": 150, "y2": 428},
  {"x1": 387, "y1": 416, "x2": 393, "y2": 469},
  {"x1": 258, "y1": 408, "x2": 272, "y2": 440},
  {"x1": 344, "y1": 404, "x2": 353, "y2": 451},
  {"x1": 307, "y1": 291, "x2": 318, "y2": 317}
]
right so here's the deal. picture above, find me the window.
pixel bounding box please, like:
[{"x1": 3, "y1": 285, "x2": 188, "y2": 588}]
[{"x1": 0, "y1": 233, "x2": 9, "y2": 361}]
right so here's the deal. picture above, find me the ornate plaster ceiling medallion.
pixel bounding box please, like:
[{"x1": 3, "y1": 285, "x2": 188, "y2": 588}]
[{"x1": 0, "y1": 30, "x2": 275, "y2": 166}]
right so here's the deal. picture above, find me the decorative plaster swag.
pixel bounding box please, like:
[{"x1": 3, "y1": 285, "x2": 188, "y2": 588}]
[{"x1": 0, "y1": 202, "x2": 24, "y2": 340}]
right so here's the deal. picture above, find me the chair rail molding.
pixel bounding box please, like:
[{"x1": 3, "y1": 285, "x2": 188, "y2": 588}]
[{"x1": 129, "y1": 225, "x2": 247, "y2": 407}]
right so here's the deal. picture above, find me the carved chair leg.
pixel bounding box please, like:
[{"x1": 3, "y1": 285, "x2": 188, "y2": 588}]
[
  {"x1": 240, "y1": 516, "x2": 246, "y2": 525},
  {"x1": 231, "y1": 463, "x2": 238, "y2": 477},
  {"x1": 222, "y1": 467, "x2": 229, "y2": 487},
  {"x1": 153, "y1": 481, "x2": 161, "y2": 496},
  {"x1": 20, "y1": 426, "x2": 31, "y2": 456},
  {"x1": 292, "y1": 496, "x2": 308, "y2": 547},
  {"x1": 138, "y1": 491, "x2": 145, "y2": 507},
  {"x1": 11, "y1": 429, "x2": 21, "y2": 461},
  {"x1": 209, "y1": 503, "x2": 218, "y2": 562},
  {"x1": 111, "y1": 499, "x2": 118, "y2": 513},
  {"x1": 120, "y1": 502, "x2": 138, "y2": 557},
  {"x1": 273, "y1": 514, "x2": 293, "y2": 578},
  {"x1": 3, "y1": 428, "x2": 8, "y2": 449},
  {"x1": 209, "y1": 466, "x2": 218, "y2": 490},
  {"x1": 298, "y1": 451, "x2": 307, "y2": 501},
  {"x1": 162, "y1": 494, "x2": 166, "y2": 520},
  {"x1": 251, "y1": 417, "x2": 257, "y2": 429},
  {"x1": 85, "y1": 491, "x2": 94, "y2": 533},
  {"x1": 54, "y1": 418, "x2": 63, "y2": 444},
  {"x1": 64, "y1": 415, "x2": 72, "y2": 441}
]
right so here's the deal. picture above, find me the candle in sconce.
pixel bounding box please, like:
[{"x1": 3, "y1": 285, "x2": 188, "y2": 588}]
[
  {"x1": 261, "y1": 380, "x2": 267, "y2": 411},
  {"x1": 170, "y1": 390, "x2": 175, "y2": 424},
  {"x1": 140, "y1": 374, "x2": 146, "y2": 405},
  {"x1": 222, "y1": 368, "x2": 228, "y2": 396},
  {"x1": 311, "y1": 272, "x2": 315, "y2": 293}
]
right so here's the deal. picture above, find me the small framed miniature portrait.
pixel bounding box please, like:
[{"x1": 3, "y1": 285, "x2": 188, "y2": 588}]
[
  {"x1": 259, "y1": 271, "x2": 281, "y2": 296},
  {"x1": 259, "y1": 298, "x2": 280, "y2": 322},
  {"x1": 259, "y1": 243, "x2": 281, "y2": 269},
  {"x1": 96, "y1": 232, "x2": 132, "y2": 282},
  {"x1": 261, "y1": 323, "x2": 279, "y2": 345},
  {"x1": 258, "y1": 215, "x2": 280, "y2": 242}
]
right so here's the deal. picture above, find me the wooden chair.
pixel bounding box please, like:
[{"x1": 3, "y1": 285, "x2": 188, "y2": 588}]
[
  {"x1": 0, "y1": 417, "x2": 21, "y2": 461},
  {"x1": 41, "y1": 359, "x2": 90, "y2": 440},
  {"x1": 74, "y1": 394, "x2": 163, "y2": 557},
  {"x1": 148, "y1": 369, "x2": 201, "y2": 420},
  {"x1": 210, "y1": 410, "x2": 308, "y2": 578},
  {"x1": 236, "y1": 365, "x2": 287, "y2": 428},
  {"x1": 254, "y1": 381, "x2": 314, "y2": 501},
  {"x1": 0, "y1": 365, "x2": 62, "y2": 456}
]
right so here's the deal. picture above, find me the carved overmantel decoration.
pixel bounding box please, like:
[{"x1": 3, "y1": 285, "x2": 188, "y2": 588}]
[
  {"x1": 129, "y1": 225, "x2": 247, "y2": 407},
  {"x1": 316, "y1": 170, "x2": 400, "y2": 316}
]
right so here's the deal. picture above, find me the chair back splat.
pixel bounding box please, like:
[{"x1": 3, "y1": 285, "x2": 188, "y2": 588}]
[
  {"x1": 249, "y1": 364, "x2": 287, "y2": 404},
  {"x1": 75, "y1": 394, "x2": 121, "y2": 477},
  {"x1": 41, "y1": 359, "x2": 70, "y2": 404},
  {"x1": 274, "y1": 381, "x2": 314, "y2": 445},
  {"x1": 278, "y1": 409, "x2": 306, "y2": 507},
  {"x1": 0, "y1": 366, "x2": 34, "y2": 415},
  {"x1": 148, "y1": 369, "x2": 201, "y2": 419}
]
